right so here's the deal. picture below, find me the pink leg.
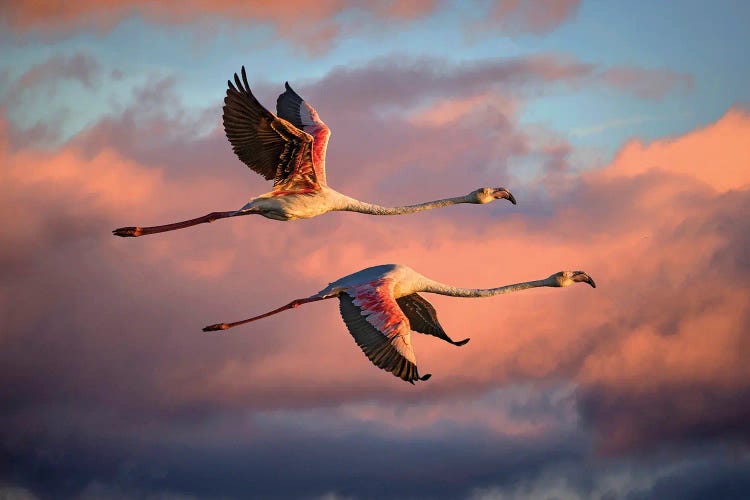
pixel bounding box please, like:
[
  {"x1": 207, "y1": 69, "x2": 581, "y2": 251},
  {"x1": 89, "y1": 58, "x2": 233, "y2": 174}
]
[
  {"x1": 203, "y1": 295, "x2": 335, "y2": 332},
  {"x1": 112, "y1": 210, "x2": 254, "y2": 237}
]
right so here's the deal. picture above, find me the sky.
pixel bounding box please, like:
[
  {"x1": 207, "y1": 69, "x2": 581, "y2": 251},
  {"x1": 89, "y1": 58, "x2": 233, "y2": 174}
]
[{"x1": 1, "y1": 0, "x2": 749, "y2": 498}]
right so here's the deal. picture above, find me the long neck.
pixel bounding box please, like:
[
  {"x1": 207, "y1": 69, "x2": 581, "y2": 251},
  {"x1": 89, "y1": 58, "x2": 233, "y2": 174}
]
[
  {"x1": 339, "y1": 194, "x2": 473, "y2": 215},
  {"x1": 420, "y1": 277, "x2": 553, "y2": 298}
]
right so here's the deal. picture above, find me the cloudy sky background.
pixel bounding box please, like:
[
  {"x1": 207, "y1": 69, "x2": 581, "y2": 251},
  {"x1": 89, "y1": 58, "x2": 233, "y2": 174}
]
[{"x1": 1, "y1": 1, "x2": 749, "y2": 498}]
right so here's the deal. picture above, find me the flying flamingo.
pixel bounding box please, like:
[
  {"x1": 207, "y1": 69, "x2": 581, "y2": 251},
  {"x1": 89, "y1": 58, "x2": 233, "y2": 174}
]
[
  {"x1": 203, "y1": 264, "x2": 595, "y2": 383},
  {"x1": 112, "y1": 67, "x2": 516, "y2": 238}
]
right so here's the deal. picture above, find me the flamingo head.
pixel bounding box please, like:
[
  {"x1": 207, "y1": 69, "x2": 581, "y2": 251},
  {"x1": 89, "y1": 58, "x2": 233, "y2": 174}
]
[
  {"x1": 469, "y1": 187, "x2": 517, "y2": 205},
  {"x1": 548, "y1": 270, "x2": 596, "y2": 288}
]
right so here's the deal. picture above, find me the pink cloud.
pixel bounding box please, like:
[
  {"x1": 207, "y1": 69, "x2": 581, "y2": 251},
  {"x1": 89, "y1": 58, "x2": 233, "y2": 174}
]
[
  {"x1": 600, "y1": 66, "x2": 695, "y2": 99},
  {"x1": 407, "y1": 92, "x2": 519, "y2": 127},
  {"x1": 484, "y1": 0, "x2": 580, "y2": 34},
  {"x1": 371, "y1": 0, "x2": 440, "y2": 20},
  {"x1": 602, "y1": 107, "x2": 750, "y2": 192},
  {"x1": 1, "y1": 0, "x2": 582, "y2": 52}
]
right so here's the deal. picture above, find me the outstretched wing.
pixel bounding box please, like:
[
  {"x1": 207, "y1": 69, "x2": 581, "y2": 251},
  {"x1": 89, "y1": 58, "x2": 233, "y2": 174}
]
[
  {"x1": 339, "y1": 279, "x2": 431, "y2": 384},
  {"x1": 396, "y1": 294, "x2": 470, "y2": 346},
  {"x1": 276, "y1": 83, "x2": 331, "y2": 186},
  {"x1": 223, "y1": 67, "x2": 319, "y2": 191}
]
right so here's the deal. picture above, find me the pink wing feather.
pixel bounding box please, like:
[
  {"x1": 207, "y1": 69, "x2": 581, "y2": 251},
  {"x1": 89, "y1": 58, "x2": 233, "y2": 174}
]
[
  {"x1": 276, "y1": 83, "x2": 330, "y2": 186},
  {"x1": 338, "y1": 279, "x2": 431, "y2": 383},
  {"x1": 223, "y1": 67, "x2": 319, "y2": 192}
]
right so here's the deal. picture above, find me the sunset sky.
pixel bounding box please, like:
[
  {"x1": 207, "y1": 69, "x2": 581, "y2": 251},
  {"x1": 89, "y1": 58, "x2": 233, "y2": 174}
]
[{"x1": 1, "y1": 1, "x2": 749, "y2": 498}]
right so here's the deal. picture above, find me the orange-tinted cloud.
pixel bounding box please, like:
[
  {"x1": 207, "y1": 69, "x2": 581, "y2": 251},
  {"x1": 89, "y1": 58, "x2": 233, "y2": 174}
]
[
  {"x1": 1, "y1": 0, "x2": 578, "y2": 52},
  {"x1": 484, "y1": 0, "x2": 580, "y2": 34},
  {"x1": 603, "y1": 107, "x2": 750, "y2": 192}
]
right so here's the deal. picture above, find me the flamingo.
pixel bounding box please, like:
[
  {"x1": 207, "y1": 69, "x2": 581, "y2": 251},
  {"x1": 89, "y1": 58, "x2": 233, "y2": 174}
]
[
  {"x1": 112, "y1": 67, "x2": 516, "y2": 237},
  {"x1": 203, "y1": 264, "x2": 595, "y2": 383}
]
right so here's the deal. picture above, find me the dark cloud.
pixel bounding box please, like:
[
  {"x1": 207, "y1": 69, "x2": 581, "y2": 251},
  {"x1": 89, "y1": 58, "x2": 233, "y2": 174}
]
[
  {"x1": 4, "y1": 417, "x2": 748, "y2": 499},
  {"x1": 579, "y1": 383, "x2": 750, "y2": 454},
  {"x1": 628, "y1": 454, "x2": 750, "y2": 500},
  {"x1": 3, "y1": 422, "x2": 584, "y2": 499},
  {"x1": 470, "y1": 447, "x2": 750, "y2": 500}
]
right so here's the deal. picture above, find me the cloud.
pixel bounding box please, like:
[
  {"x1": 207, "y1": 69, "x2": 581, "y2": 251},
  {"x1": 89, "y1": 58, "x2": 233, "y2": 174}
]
[
  {"x1": 569, "y1": 113, "x2": 686, "y2": 138},
  {"x1": 0, "y1": 51, "x2": 748, "y2": 497},
  {"x1": 602, "y1": 107, "x2": 750, "y2": 192},
  {"x1": 1, "y1": 53, "x2": 100, "y2": 106},
  {"x1": 469, "y1": 450, "x2": 750, "y2": 500},
  {"x1": 1, "y1": 49, "x2": 692, "y2": 156},
  {"x1": 406, "y1": 92, "x2": 519, "y2": 128},
  {"x1": 298, "y1": 54, "x2": 595, "y2": 114},
  {"x1": 483, "y1": 0, "x2": 580, "y2": 34},
  {"x1": 0, "y1": 486, "x2": 40, "y2": 500},
  {"x1": 1, "y1": 0, "x2": 578, "y2": 53},
  {"x1": 600, "y1": 66, "x2": 695, "y2": 99},
  {"x1": 1, "y1": 52, "x2": 106, "y2": 150}
]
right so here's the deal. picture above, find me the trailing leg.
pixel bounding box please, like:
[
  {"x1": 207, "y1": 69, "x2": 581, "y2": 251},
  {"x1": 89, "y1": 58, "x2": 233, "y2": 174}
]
[{"x1": 113, "y1": 210, "x2": 255, "y2": 237}]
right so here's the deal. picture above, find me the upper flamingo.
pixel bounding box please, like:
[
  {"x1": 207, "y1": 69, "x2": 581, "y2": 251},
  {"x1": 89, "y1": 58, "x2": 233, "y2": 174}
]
[
  {"x1": 203, "y1": 264, "x2": 596, "y2": 383},
  {"x1": 113, "y1": 67, "x2": 516, "y2": 237}
]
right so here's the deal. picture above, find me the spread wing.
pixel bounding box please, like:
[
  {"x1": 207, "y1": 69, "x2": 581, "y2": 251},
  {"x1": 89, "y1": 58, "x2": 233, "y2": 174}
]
[
  {"x1": 276, "y1": 83, "x2": 331, "y2": 186},
  {"x1": 223, "y1": 67, "x2": 319, "y2": 191},
  {"x1": 339, "y1": 280, "x2": 431, "y2": 384},
  {"x1": 396, "y1": 294, "x2": 470, "y2": 346}
]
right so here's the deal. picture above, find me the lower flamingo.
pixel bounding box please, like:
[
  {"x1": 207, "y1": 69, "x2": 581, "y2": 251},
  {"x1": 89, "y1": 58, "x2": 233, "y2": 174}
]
[{"x1": 203, "y1": 264, "x2": 596, "y2": 383}]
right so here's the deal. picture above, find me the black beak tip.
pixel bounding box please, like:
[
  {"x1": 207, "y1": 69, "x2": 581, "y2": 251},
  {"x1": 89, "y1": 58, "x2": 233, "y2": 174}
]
[
  {"x1": 588, "y1": 278, "x2": 596, "y2": 288},
  {"x1": 492, "y1": 188, "x2": 516, "y2": 205}
]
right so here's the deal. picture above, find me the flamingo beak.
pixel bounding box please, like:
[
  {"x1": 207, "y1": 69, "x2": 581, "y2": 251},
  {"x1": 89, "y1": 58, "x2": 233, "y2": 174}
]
[
  {"x1": 572, "y1": 271, "x2": 596, "y2": 288},
  {"x1": 493, "y1": 188, "x2": 517, "y2": 205}
]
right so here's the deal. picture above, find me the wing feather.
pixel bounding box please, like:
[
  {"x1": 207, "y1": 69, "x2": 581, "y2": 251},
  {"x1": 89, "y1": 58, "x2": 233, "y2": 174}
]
[
  {"x1": 277, "y1": 82, "x2": 330, "y2": 186},
  {"x1": 223, "y1": 66, "x2": 319, "y2": 190},
  {"x1": 339, "y1": 281, "x2": 430, "y2": 384},
  {"x1": 396, "y1": 294, "x2": 470, "y2": 346}
]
